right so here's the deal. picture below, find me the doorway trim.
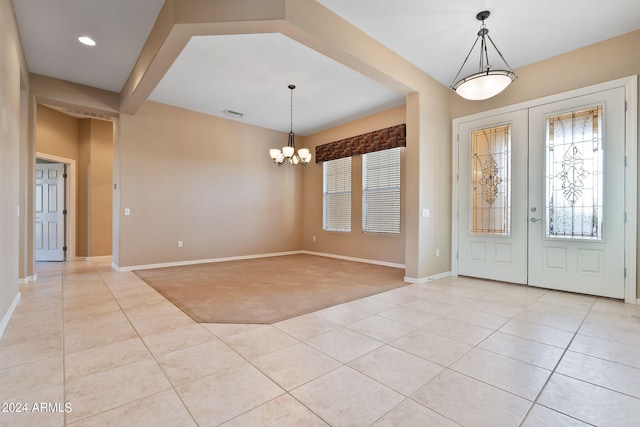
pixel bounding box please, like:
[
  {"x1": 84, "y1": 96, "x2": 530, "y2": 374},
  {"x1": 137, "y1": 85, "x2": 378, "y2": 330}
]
[
  {"x1": 36, "y1": 152, "x2": 76, "y2": 262},
  {"x1": 452, "y1": 75, "x2": 637, "y2": 304}
]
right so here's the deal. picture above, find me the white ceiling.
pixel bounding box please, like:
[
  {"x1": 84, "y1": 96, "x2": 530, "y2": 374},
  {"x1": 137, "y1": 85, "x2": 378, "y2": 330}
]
[
  {"x1": 12, "y1": 0, "x2": 166, "y2": 92},
  {"x1": 12, "y1": 0, "x2": 640, "y2": 135}
]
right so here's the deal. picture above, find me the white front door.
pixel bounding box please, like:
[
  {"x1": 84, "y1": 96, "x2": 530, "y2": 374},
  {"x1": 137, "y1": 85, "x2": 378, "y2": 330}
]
[
  {"x1": 457, "y1": 110, "x2": 528, "y2": 284},
  {"x1": 35, "y1": 163, "x2": 66, "y2": 261},
  {"x1": 528, "y1": 88, "x2": 626, "y2": 298},
  {"x1": 457, "y1": 86, "x2": 627, "y2": 298}
]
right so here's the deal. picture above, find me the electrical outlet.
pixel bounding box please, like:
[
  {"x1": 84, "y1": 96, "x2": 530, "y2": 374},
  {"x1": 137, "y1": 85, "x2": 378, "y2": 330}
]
[
  {"x1": 178, "y1": 240, "x2": 183, "y2": 248},
  {"x1": 312, "y1": 235, "x2": 316, "y2": 242},
  {"x1": 436, "y1": 249, "x2": 440, "y2": 257}
]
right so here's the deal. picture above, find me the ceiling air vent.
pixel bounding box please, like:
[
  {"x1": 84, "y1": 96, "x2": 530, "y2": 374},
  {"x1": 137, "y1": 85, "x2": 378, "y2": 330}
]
[{"x1": 223, "y1": 109, "x2": 244, "y2": 118}]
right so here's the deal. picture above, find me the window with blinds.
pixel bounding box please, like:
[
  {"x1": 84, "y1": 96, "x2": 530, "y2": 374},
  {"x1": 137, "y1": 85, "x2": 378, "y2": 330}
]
[
  {"x1": 362, "y1": 147, "x2": 401, "y2": 234},
  {"x1": 323, "y1": 157, "x2": 352, "y2": 232}
]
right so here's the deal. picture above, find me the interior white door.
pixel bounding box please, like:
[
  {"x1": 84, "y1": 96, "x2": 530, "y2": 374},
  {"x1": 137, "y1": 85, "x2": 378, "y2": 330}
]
[
  {"x1": 35, "y1": 163, "x2": 65, "y2": 261},
  {"x1": 528, "y1": 88, "x2": 626, "y2": 298},
  {"x1": 457, "y1": 110, "x2": 528, "y2": 284}
]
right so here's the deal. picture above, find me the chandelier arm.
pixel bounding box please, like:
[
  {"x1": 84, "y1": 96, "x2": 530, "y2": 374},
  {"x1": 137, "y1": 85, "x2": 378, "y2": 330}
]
[
  {"x1": 485, "y1": 34, "x2": 515, "y2": 72},
  {"x1": 451, "y1": 35, "x2": 481, "y2": 87}
]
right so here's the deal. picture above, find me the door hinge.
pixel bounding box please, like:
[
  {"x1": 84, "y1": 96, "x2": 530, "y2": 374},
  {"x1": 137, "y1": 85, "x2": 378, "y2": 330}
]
[
  {"x1": 625, "y1": 156, "x2": 628, "y2": 167},
  {"x1": 63, "y1": 246, "x2": 68, "y2": 252},
  {"x1": 624, "y1": 268, "x2": 627, "y2": 278},
  {"x1": 625, "y1": 212, "x2": 627, "y2": 222}
]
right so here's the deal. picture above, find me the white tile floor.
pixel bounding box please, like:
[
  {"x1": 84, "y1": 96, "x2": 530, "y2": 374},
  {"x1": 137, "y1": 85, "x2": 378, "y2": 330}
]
[{"x1": 1, "y1": 259, "x2": 640, "y2": 426}]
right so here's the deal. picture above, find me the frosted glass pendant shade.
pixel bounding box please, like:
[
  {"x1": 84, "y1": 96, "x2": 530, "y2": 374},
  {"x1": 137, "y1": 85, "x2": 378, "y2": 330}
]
[
  {"x1": 453, "y1": 70, "x2": 516, "y2": 100},
  {"x1": 298, "y1": 148, "x2": 310, "y2": 159},
  {"x1": 451, "y1": 11, "x2": 516, "y2": 101},
  {"x1": 269, "y1": 149, "x2": 281, "y2": 159},
  {"x1": 282, "y1": 146, "x2": 294, "y2": 157}
]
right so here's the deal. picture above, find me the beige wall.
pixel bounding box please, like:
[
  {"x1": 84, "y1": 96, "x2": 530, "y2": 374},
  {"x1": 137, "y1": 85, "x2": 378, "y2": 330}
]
[
  {"x1": 116, "y1": 0, "x2": 452, "y2": 280},
  {"x1": 18, "y1": 83, "x2": 35, "y2": 280},
  {"x1": 78, "y1": 119, "x2": 113, "y2": 257},
  {"x1": 36, "y1": 104, "x2": 113, "y2": 259},
  {"x1": 451, "y1": 29, "x2": 640, "y2": 295},
  {"x1": 77, "y1": 120, "x2": 90, "y2": 256},
  {"x1": 13, "y1": 2, "x2": 636, "y2": 296},
  {"x1": 115, "y1": 100, "x2": 303, "y2": 268},
  {"x1": 87, "y1": 119, "x2": 113, "y2": 257},
  {"x1": 0, "y1": 0, "x2": 28, "y2": 328},
  {"x1": 303, "y1": 106, "x2": 406, "y2": 265},
  {"x1": 36, "y1": 104, "x2": 78, "y2": 160}
]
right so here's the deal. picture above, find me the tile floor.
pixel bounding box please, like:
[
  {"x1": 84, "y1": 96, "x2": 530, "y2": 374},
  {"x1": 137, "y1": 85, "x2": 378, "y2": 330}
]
[{"x1": 1, "y1": 259, "x2": 640, "y2": 426}]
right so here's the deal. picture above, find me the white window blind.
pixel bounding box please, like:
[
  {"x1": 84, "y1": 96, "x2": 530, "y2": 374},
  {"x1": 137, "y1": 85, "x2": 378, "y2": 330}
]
[
  {"x1": 323, "y1": 157, "x2": 351, "y2": 232},
  {"x1": 363, "y1": 147, "x2": 401, "y2": 234}
]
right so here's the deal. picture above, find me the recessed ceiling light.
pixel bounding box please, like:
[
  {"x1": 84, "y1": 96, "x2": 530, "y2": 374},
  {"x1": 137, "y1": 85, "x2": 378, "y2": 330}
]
[{"x1": 78, "y1": 36, "x2": 96, "y2": 46}]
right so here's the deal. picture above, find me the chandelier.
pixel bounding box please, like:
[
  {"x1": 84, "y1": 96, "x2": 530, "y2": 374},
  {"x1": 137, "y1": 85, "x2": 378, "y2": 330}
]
[
  {"x1": 269, "y1": 84, "x2": 311, "y2": 166},
  {"x1": 451, "y1": 11, "x2": 516, "y2": 101}
]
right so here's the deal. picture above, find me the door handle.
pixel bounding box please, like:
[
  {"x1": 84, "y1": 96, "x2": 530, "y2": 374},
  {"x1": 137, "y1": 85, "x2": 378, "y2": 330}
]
[{"x1": 530, "y1": 218, "x2": 541, "y2": 223}]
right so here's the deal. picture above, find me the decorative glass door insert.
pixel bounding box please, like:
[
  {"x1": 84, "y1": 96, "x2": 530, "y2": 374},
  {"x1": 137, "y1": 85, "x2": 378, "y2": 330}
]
[
  {"x1": 545, "y1": 106, "x2": 603, "y2": 240},
  {"x1": 471, "y1": 124, "x2": 511, "y2": 235}
]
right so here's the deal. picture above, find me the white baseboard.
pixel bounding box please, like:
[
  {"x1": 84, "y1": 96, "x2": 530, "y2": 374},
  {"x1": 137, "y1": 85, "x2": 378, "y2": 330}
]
[
  {"x1": 404, "y1": 270, "x2": 452, "y2": 284},
  {"x1": 0, "y1": 292, "x2": 21, "y2": 339},
  {"x1": 301, "y1": 250, "x2": 405, "y2": 269},
  {"x1": 18, "y1": 274, "x2": 37, "y2": 285},
  {"x1": 75, "y1": 255, "x2": 112, "y2": 262},
  {"x1": 114, "y1": 251, "x2": 304, "y2": 272},
  {"x1": 113, "y1": 250, "x2": 406, "y2": 272}
]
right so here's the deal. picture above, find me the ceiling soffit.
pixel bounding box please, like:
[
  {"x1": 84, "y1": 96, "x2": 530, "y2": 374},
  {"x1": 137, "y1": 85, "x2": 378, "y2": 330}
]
[{"x1": 120, "y1": 0, "x2": 436, "y2": 115}]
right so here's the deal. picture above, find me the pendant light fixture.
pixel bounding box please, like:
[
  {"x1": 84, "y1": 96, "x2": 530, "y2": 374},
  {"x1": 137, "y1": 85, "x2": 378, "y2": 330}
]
[
  {"x1": 451, "y1": 11, "x2": 516, "y2": 101},
  {"x1": 269, "y1": 84, "x2": 311, "y2": 166}
]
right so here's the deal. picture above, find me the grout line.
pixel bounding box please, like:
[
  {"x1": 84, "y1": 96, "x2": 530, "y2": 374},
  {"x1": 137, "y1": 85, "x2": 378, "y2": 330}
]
[
  {"x1": 35, "y1": 263, "x2": 631, "y2": 426},
  {"x1": 58, "y1": 263, "x2": 191, "y2": 425},
  {"x1": 96, "y1": 267, "x2": 202, "y2": 427},
  {"x1": 516, "y1": 297, "x2": 599, "y2": 427},
  {"x1": 61, "y1": 265, "x2": 68, "y2": 426}
]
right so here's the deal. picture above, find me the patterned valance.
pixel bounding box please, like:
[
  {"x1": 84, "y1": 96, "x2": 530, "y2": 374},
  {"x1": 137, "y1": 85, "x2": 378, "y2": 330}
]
[{"x1": 315, "y1": 124, "x2": 406, "y2": 163}]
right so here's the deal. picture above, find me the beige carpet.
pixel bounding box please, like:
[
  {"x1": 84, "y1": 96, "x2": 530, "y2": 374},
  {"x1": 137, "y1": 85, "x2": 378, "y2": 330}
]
[{"x1": 134, "y1": 254, "x2": 407, "y2": 324}]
